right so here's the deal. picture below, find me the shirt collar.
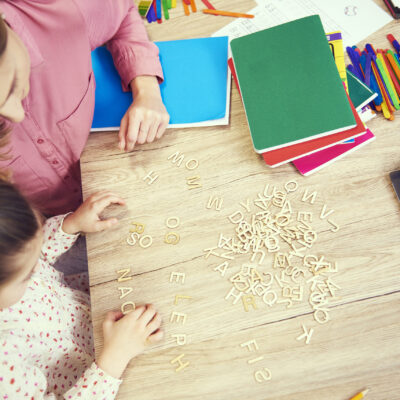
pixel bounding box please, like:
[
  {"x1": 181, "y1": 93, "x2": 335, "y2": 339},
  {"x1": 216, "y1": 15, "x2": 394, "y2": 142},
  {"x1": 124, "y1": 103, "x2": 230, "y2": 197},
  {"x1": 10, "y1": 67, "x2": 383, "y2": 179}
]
[{"x1": 1, "y1": 3, "x2": 43, "y2": 68}]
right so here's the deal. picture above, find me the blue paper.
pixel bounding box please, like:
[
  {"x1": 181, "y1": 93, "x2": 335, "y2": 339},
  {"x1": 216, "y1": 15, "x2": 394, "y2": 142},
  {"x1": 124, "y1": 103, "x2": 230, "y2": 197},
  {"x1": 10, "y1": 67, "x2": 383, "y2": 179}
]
[{"x1": 91, "y1": 37, "x2": 228, "y2": 128}]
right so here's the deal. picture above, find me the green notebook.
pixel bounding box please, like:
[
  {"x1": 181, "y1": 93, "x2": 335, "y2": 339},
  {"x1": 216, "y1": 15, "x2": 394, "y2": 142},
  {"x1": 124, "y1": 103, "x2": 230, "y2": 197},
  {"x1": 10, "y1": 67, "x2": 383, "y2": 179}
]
[
  {"x1": 230, "y1": 15, "x2": 356, "y2": 154},
  {"x1": 347, "y1": 70, "x2": 377, "y2": 111}
]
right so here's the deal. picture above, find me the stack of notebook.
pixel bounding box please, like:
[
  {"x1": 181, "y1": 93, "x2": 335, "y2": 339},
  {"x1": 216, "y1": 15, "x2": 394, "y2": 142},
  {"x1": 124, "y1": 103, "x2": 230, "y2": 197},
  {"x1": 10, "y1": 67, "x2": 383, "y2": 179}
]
[{"x1": 229, "y1": 15, "x2": 377, "y2": 175}]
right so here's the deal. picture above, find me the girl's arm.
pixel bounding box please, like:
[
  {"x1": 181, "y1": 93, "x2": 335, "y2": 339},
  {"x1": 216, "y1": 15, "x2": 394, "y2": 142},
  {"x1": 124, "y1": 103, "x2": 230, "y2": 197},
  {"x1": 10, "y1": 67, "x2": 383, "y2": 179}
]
[
  {"x1": 40, "y1": 214, "x2": 80, "y2": 266},
  {"x1": 40, "y1": 192, "x2": 125, "y2": 266},
  {"x1": 0, "y1": 360, "x2": 121, "y2": 399}
]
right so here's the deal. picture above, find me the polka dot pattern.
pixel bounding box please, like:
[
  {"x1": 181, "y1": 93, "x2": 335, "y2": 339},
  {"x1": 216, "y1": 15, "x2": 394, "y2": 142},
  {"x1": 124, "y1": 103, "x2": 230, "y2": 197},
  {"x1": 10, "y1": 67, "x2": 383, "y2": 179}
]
[{"x1": 0, "y1": 215, "x2": 122, "y2": 399}]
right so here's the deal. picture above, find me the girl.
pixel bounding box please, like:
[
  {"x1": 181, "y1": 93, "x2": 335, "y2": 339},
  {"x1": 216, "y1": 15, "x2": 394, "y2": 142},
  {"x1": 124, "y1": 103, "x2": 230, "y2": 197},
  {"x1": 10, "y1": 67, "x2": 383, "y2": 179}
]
[
  {"x1": 0, "y1": 180, "x2": 163, "y2": 398},
  {"x1": 0, "y1": 0, "x2": 169, "y2": 215}
]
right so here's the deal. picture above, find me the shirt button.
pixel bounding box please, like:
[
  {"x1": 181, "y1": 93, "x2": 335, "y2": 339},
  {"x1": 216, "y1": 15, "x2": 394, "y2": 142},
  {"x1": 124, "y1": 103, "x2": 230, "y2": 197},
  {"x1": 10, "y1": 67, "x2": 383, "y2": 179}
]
[
  {"x1": 52, "y1": 160, "x2": 59, "y2": 165},
  {"x1": 37, "y1": 139, "x2": 44, "y2": 144}
]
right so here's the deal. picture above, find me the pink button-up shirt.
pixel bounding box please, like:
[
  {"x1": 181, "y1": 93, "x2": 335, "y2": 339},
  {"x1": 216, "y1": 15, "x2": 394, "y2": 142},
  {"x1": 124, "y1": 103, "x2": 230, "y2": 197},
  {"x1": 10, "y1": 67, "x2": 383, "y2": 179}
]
[{"x1": 0, "y1": 0, "x2": 163, "y2": 215}]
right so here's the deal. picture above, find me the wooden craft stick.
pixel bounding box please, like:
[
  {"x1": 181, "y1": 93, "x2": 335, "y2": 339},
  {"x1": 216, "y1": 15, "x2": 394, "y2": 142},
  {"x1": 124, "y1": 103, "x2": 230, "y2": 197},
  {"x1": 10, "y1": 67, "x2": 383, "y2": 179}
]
[
  {"x1": 202, "y1": 9, "x2": 254, "y2": 18},
  {"x1": 201, "y1": 0, "x2": 215, "y2": 9},
  {"x1": 189, "y1": 0, "x2": 197, "y2": 12},
  {"x1": 182, "y1": 0, "x2": 190, "y2": 15}
]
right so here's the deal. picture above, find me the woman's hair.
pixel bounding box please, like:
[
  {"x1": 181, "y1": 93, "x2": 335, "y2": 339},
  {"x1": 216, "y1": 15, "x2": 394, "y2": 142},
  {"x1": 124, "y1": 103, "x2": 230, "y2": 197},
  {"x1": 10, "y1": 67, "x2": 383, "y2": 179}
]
[
  {"x1": 0, "y1": 15, "x2": 7, "y2": 55},
  {"x1": 0, "y1": 180, "x2": 39, "y2": 284},
  {"x1": 0, "y1": 16, "x2": 11, "y2": 163}
]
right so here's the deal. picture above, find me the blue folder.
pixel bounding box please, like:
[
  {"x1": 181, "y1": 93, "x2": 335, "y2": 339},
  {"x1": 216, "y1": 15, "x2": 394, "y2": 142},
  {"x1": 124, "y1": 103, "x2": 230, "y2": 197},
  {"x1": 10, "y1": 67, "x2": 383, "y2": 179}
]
[{"x1": 91, "y1": 37, "x2": 228, "y2": 129}]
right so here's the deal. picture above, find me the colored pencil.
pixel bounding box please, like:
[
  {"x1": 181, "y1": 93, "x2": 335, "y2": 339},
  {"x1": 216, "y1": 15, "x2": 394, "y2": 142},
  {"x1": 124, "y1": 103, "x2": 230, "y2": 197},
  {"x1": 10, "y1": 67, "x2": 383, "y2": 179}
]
[
  {"x1": 202, "y1": 9, "x2": 254, "y2": 18},
  {"x1": 190, "y1": 0, "x2": 197, "y2": 12},
  {"x1": 349, "y1": 389, "x2": 369, "y2": 400}
]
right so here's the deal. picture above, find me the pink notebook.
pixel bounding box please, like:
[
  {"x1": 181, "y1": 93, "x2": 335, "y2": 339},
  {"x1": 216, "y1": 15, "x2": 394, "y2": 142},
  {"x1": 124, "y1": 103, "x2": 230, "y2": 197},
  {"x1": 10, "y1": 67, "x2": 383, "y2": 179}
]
[{"x1": 293, "y1": 129, "x2": 375, "y2": 176}]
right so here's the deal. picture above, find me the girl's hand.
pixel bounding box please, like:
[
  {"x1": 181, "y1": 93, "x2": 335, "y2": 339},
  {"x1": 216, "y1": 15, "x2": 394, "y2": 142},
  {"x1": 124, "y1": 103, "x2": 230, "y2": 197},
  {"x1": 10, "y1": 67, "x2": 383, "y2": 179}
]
[
  {"x1": 62, "y1": 191, "x2": 125, "y2": 234},
  {"x1": 97, "y1": 305, "x2": 163, "y2": 378},
  {"x1": 118, "y1": 76, "x2": 170, "y2": 152}
]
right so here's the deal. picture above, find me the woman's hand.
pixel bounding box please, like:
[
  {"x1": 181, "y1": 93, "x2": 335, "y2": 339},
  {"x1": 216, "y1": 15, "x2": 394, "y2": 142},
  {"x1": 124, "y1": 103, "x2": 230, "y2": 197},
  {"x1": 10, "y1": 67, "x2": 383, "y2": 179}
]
[
  {"x1": 97, "y1": 305, "x2": 163, "y2": 378},
  {"x1": 118, "y1": 76, "x2": 169, "y2": 152},
  {"x1": 62, "y1": 191, "x2": 125, "y2": 234}
]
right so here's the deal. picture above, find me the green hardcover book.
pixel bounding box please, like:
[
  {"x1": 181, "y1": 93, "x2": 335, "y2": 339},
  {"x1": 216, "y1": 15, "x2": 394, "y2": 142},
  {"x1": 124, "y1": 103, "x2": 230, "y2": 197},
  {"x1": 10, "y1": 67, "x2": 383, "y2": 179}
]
[
  {"x1": 347, "y1": 70, "x2": 377, "y2": 111},
  {"x1": 230, "y1": 15, "x2": 356, "y2": 154}
]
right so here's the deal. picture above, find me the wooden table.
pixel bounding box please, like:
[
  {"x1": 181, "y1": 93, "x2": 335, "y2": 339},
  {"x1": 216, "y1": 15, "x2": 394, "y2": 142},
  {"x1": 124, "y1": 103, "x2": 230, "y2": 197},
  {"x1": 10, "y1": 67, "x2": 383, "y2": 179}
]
[{"x1": 81, "y1": 1, "x2": 400, "y2": 399}]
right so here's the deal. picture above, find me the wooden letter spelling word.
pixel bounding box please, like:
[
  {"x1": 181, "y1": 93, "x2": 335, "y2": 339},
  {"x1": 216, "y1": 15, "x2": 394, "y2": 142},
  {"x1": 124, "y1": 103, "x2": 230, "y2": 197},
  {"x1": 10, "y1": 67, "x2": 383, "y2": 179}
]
[
  {"x1": 165, "y1": 232, "x2": 180, "y2": 245},
  {"x1": 130, "y1": 222, "x2": 145, "y2": 234},
  {"x1": 116, "y1": 268, "x2": 132, "y2": 282},
  {"x1": 285, "y1": 180, "x2": 298, "y2": 193},
  {"x1": 172, "y1": 334, "x2": 187, "y2": 346},
  {"x1": 166, "y1": 217, "x2": 180, "y2": 229},
  {"x1": 297, "y1": 211, "x2": 312, "y2": 223},
  {"x1": 239, "y1": 198, "x2": 251, "y2": 212},
  {"x1": 242, "y1": 295, "x2": 257, "y2": 312},
  {"x1": 186, "y1": 176, "x2": 202, "y2": 189},
  {"x1": 185, "y1": 159, "x2": 199, "y2": 170},
  {"x1": 296, "y1": 324, "x2": 314, "y2": 345},
  {"x1": 121, "y1": 301, "x2": 135, "y2": 315},
  {"x1": 118, "y1": 287, "x2": 133, "y2": 300},
  {"x1": 168, "y1": 151, "x2": 185, "y2": 167},
  {"x1": 228, "y1": 211, "x2": 244, "y2": 224},
  {"x1": 174, "y1": 295, "x2": 192, "y2": 305},
  {"x1": 139, "y1": 235, "x2": 153, "y2": 248},
  {"x1": 225, "y1": 287, "x2": 243, "y2": 304},
  {"x1": 170, "y1": 272, "x2": 185, "y2": 284},
  {"x1": 328, "y1": 219, "x2": 339, "y2": 232},
  {"x1": 302, "y1": 189, "x2": 317, "y2": 204},
  {"x1": 214, "y1": 261, "x2": 229, "y2": 277},
  {"x1": 170, "y1": 354, "x2": 190, "y2": 372},
  {"x1": 143, "y1": 170, "x2": 159, "y2": 185},
  {"x1": 170, "y1": 311, "x2": 187, "y2": 325},
  {"x1": 254, "y1": 368, "x2": 272, "y2": 383},
  {"x1": 320, "y1": 204, "x2": 334, "y2": 219},
  {"x1": 240, "y1": 339, "x2": 259, "y2": 352},
  {"x1": 127, "y1": 232, "x2": 139, "y2": 246},
  {"x1": 207, "y1": 195, "x2": 223, "y2": 211}
]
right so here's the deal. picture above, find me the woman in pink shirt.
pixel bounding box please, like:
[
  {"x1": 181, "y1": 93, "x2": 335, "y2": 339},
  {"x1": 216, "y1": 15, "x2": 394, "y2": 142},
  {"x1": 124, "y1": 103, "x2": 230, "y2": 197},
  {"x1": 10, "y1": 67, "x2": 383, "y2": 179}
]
[{"x1": 0, "y1": 0, "x2": 169, "y2": 215}]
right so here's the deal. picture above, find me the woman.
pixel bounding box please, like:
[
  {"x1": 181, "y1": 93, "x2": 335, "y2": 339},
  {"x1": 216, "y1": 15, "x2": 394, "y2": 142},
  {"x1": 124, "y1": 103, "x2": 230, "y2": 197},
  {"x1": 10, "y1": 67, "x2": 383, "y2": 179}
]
[{"x1": 0, "y1": 0, "x2": 169, "y2": 215}]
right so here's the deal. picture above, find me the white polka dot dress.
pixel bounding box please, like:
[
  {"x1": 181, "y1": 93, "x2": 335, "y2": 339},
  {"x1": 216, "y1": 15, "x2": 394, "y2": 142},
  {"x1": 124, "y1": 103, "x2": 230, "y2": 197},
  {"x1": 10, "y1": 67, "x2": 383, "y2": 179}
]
[{"x1": 0, "y1": 215, "x2": 122, "y2": 399}]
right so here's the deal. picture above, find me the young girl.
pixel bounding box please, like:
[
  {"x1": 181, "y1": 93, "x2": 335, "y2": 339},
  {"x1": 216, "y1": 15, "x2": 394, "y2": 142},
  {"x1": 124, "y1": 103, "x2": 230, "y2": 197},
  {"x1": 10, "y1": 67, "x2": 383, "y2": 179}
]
[
  {"x1": 0, "y1": 0, "x2": 169, "y2": 215},
  {"x1": 0, "y1": 180, "x2": 163, "y2": 398}
]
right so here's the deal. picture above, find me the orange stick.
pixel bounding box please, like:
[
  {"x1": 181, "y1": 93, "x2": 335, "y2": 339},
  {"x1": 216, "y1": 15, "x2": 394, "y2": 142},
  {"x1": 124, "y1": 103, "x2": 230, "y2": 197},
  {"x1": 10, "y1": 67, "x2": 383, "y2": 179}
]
[
  {"x1": 387, "y1": 52, "x2": 400, "y2": 83},
  {"x1": 203, "y1": 8, "x2": 254, "y2": 18},
  {"x1": 190, "y1": 0, "x2": 197, "y2": 12},
  {"x1": 370, "y1": 62, "x2": 393, "y2": 119},
  {"x1": 372, "y1": 61, "x2": 395, "y2": 115},
  {"x1": 382, "y1": 52, "x2": 400, "y2": 96},
  {"x1": 182, "y1": 0, "x2": 190, "y2": 15}
]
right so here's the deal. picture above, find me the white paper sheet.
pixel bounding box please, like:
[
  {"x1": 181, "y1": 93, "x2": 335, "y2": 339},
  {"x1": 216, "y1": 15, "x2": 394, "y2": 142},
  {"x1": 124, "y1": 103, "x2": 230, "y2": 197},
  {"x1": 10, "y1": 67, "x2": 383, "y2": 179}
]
[{"x1": 214, "y1": 0, "x2": 392, "y2": 49}]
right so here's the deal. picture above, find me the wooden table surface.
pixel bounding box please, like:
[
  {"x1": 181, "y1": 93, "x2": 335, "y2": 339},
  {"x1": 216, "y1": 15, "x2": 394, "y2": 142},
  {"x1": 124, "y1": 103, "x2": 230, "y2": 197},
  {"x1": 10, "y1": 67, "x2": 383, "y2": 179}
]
[{"x1": 80, "y1": 1, "x2": 400, "y2": 399}]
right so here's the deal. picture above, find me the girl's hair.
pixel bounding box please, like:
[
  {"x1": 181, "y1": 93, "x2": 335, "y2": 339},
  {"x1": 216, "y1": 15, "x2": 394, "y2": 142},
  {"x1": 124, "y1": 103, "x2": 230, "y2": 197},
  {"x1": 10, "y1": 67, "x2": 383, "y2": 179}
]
[
  {"x1": 0, "y1": 16, "x2": 11, "y2": 164},
  {"x1": 0, "y1": 180, "x2": 39, "y2": 284}
]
